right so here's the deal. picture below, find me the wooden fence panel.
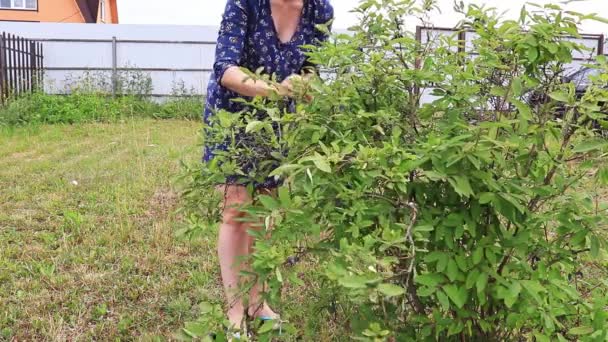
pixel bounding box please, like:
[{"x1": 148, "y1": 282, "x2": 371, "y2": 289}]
[{"x1": 0, "y1": 32, "x2": 44, "y2": 104}]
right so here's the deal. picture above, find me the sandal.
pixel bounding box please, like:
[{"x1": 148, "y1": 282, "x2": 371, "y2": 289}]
[{"x1": 226, "y1": 330, "x2": 251, "y2": 341}]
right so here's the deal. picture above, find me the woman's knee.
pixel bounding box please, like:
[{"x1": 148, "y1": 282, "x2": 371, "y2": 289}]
[
  {"x1": 218, "y1": 185, "x2": 251, "y2": 226},
  {"x1": 222, "y1": 206, "x2": 246, "y2": 226}
]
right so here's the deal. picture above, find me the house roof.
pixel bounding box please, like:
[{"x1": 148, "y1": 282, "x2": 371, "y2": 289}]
[{"x1": 75, "y1": 0, "x2": 100, "y2": 23}]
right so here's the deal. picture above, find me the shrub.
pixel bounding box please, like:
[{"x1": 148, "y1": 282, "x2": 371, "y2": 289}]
[
  {"x1": 63, "y1": 67, "x2": 153, "y2": 97},
  {"x1": 0, "y1": 92, "x2": 203, "y2": 126},
  {"x1": 0, "y1": 68, "x2": 204, "y2": 125},
  {"x1": 180, "y1": 1, "x2": 608, "y2": 340}
]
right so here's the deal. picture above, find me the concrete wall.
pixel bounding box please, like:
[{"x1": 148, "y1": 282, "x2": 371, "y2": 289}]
[
  {"x1": 0, "y1": 22, "x2": 604, "y2": 100},
  {"x1": 0, "y1": 21, "x2": 219, "y2": 97},
  {"x1": 0, "y1": 0, "x2": 86, "y2": 23}
]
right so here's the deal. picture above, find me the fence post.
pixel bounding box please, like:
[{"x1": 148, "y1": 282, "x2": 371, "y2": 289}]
[
  {"x1": 17, "y1": 36, "x2": 23, "y2": 96},
  {"x1": 30, "y1": 40, "x2": 36, "y2": 91},
  {"x1": 0, "y1": 33, "x2": 5, "y2": 103},
  {"x1": 111, "y1": 36, "x2": 117, "y2": 97},
  {"x1": 8, "y1": 34, "x2": 15, "y2": 98},
  {"x1": 39, "y1": 42, "x2": 44, "y2": 91}
]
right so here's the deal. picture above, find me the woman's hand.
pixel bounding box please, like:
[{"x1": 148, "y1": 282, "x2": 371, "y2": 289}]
[
  {"x1": 279, "y1": 74, "x2": 301, "y2": 96},
  {"x1": 222, "y1": 68, "x2": 314, "y2": 100},
  {"x1": 276, "y1": 74, "x2": 313, "y2": 100}
]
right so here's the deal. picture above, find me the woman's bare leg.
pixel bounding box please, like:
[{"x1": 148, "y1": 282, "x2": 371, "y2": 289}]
[
  {"x1": 247, "y1": 188, "x2": 279, "y2": 319},
  {"x1": 217, "y1": 185, "x2": 252, "y2": 329}
]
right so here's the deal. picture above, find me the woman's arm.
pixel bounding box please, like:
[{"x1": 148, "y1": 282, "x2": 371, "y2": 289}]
[
  {"x1": 221, "y1": 66, "x2": 284, "y2": 97},
  {"x1": 214, "y1": 0, "x2": 286, "y2": 97}
]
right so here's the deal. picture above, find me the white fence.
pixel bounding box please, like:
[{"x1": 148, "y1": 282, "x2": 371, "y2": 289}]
[
  {"x1": 417, "y1": 26, "x2": 606, "y2": 73},
  {"x1": 416, "y1": 26, "x2": 605, "y2": 104},
  {"x1": 0, "y1": 22, "x2": 219, "y2": 98},
  {"x1": 0, "y1": 22, "x2": 605, "y2": 100}
]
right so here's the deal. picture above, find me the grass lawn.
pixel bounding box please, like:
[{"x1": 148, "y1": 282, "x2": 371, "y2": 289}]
[
  {"x1": 0, "y1": 119, "x2": 224, "y2": 340},
  {"x1": 1, "y1": 118, "x2": 605, "y2": 341}
]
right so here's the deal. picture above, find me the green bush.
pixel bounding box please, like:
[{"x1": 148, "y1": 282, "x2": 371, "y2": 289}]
[
  {"x1": 0, "y1": 68, "x2": 204, "y2": 125},
  {"x1": 0, "y1": 92, "x2": 203, "y2": 125},
  {"x1": 181, "y1": 1, "x2": 608, "y2": 340}
]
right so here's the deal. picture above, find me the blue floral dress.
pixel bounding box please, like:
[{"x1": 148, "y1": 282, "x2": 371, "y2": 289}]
[{"x1": 203, "y1": 0, "x2": 334, "y2": 189}]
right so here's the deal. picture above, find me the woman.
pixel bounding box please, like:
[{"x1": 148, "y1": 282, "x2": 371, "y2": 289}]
[{"x1": 203, "y1": 0, "x2": 334, "y2": 332}]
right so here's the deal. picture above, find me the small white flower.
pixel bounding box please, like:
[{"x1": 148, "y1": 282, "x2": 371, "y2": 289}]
[{"x1": 71, "y1": 180, "x2": 79, "y2": 186}]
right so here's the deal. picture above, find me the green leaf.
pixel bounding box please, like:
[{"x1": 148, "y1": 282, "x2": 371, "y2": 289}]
[
  {"x1": 339, "y1": 275, "x2": 371, "y2": 289},
  {"x1": 275, "y1": 268, "x2": 283, "y2": 283},
  {"x1": 217, "y1": 110, "x2": 238, "y2": 128},
  {"x1": 245, "y1": 120, "x2": 265, "y2": 133},
  {"x1": 534, "y1": 332, "x2": 551, "y2": 342},
  {"x1": 465, "y1": 269, "x2": 480, "y2": 289},
  {"x1": 313, "y1": 157, "x2": 332, "y2": 173},
  {"x1": 437, "y1": 290, "x2": 450, "y2": 311},
  {"x1": 415, "y1": 225, "x2": 435, "y2": 232},
  {"x1": 378, "y1": 283, "x2": 406, "y2": 297},
  {"x1": 258, "y1": 195, "x2": 279, "y2": 210},
  {"x1": 521, "y1": 280, "x2": 545, "y2": 304},
  {"x1": 476, "y1": 272, "x2": 489, "y2": 292},
  {"x1": 425, "y1": 171, "x2": 447, "y2": 181},
  {"x1": 455, "y1": 255, "x2": 468, "y2": 271},
  {"x1": 417, "y1": 286, "x2": 436, "y2": 297},
  {"x1": 543, "y1": 312, "x2": 555, "y2": 331},
  {"x1": 424, "y1": 251, "x2": 445, "y2": 263},
  {"x1": 199, "y1": 302, "x2": 214, "y2": 314},
  {"x1": 527, "y1": 47, "x2": 539, "y2": 62},
  {"x1": 269, "y1": 164, "x2": 301, "y2": 177},
  {"x1": 583, "y1": 13, "x2": 608, "y2": 25},
  {"x1": 444, "y1": 213, "x2": 463, "y2": 227},
  {"x1": 599, "y1": 166, "x2": 608, "y2": 185},
  {"x1": 443, "y1": 285, "x2": 468, "y2": 309},
  {"x1": 472, "y1": 248, "x2": 484, "y2": 265},
  {"x1": 544, "y1": 3, "x2": 561, "y2": 10},
  {"x1": 437, "y1": 253, "x2": 449, "y2": 272},
  {"x1": 512, "y1": 78, "x2": 523, "y2": 96},
  {"x1": 504, "y1": 281, "x2": 522, "y2": 308},
  {"x1": 548, "y1": 91, "x2": 570, "y2": 103},
  {"x1": 479, "y1": 192, "x2": 495, "y2": 204},
  {"x1": 415, "y1": 273, "x2": 444, "y2": 288},
  {"x1": 572, "y1": 139, "x2": 608, "y2": 153},
  {"x1": 499, "y1": 193, "x2": 526, "y2": 214},
  {"x1": 511, "y1": 99, "x2": 532, "y2": 121},
  {"x1": 447, "y1": 322, "x2": 464, "y2": 336},
  {"x1": 568, "y1": 326, "x2": 594, "y2": 336},
  {"x1": 590, "y1": 235, "x2": 600, "y2": 258},
  {"x1": 446, "y1": 259, "x2": 459, "y2": 282},
  {"x1": 184, "y1": 322, "x2": 206, "y2": 337},
  {"x1": 278, "y1": 187, "x2": 291, "y2": 207},
  {"x1": 258, "y1": 320, "x2": 276, "y2": 334},
  {"x1": 449, "y1": 176, "x2": 475, "y2": 198}
]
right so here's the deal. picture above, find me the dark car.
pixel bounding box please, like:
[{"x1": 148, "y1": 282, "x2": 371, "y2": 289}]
[
  {"x1": 565, "y1": 66, "x2": 600, "y2": 95},
  {"x1": 566, "y1": 66, "x2": 607, "y2": 137}
]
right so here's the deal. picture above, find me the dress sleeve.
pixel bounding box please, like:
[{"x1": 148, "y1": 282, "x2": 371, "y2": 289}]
[
  {"x1": 303, "y1": 0, "x2": 334, "y2": 73},
  {"x1": 213, "y1": 0, "x2": 249, "y2": 83},
  {"x1": 313, "y1": 0, "x2": 334, "y2": 43}
]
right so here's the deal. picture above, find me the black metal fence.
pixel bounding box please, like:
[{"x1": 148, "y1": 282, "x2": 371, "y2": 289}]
[{"x1": 0, "y1": 32, "x2": 44, "y2": 104}]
